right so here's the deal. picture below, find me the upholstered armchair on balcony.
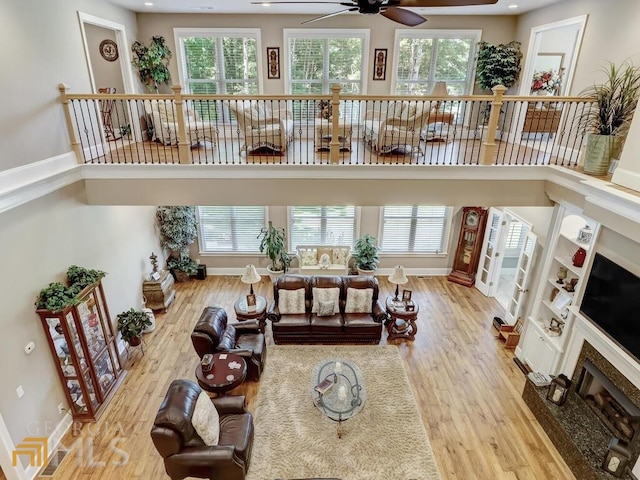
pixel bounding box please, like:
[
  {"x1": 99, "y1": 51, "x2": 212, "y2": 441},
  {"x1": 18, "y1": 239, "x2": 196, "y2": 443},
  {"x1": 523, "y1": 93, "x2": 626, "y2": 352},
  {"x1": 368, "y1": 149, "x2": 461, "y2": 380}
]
[
  {"x1": 363, "y1": 101, "x2": 454, "y2": 154},
  {"x1": 144, "y1": 100, "x2": 217, "y2": 146},
  {"x1": 226, "y1": 100, "x2": 294, "y2": 154},
  {"x1": 151, "y1": 379, "x2": 253, "y2": 480},
  {"x1": 191, "y1": 306, "x2": 266, "y2": 381}
]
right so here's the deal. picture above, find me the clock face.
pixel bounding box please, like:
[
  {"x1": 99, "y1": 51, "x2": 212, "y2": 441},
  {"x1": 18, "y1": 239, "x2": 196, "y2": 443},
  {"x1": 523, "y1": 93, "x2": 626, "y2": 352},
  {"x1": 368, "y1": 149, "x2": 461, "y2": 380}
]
[
  {"x1": 99, "y1": 39, "x2": 119, "y2": 62},
  {"x1": 465, "y1": 211, "x2": 479, "y2": 228}
]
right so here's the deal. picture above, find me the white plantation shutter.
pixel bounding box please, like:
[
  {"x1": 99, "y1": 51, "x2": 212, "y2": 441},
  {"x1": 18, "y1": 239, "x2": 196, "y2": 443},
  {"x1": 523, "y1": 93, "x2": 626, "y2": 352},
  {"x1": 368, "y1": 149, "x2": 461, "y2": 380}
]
[
  {"x1": 177, "y1": 29, "x2": 260, "y2": 96},
  {"x1": 505, "y1": 222, "x2": 525, "y2": 249},
  {"x1": 394, "y1": 30, "x2": 481, "y2": 96},
  {"x1": 290, "y1": 206, "x2": 357, "y2": 248},
  {"x1": 381, "y1": 206, "x2": 451, "y2": 253},
  {"x1": 198, "y1": 207, "x2": 265, "y2": 252}
]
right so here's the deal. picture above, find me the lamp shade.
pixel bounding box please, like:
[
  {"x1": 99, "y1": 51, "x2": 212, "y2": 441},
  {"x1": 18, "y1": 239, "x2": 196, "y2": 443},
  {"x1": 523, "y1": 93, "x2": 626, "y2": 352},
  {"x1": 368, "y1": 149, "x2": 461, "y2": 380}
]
[
  {"x1": 241, "y1": 264, "x2": 261, "y2": 285},
  {"x1": 431, "y1": 81, "x2": 449, "y2": 97},
  {"x1": 388, "y1": 265, "x2": 408, "y2": 285}
]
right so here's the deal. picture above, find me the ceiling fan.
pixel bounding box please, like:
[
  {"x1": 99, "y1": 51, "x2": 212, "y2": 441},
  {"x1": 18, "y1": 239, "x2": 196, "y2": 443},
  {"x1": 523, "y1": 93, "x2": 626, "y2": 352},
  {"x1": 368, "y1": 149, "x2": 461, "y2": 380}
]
[{"x1": 252, "y1": 0, "x2": 498, "y2": 27}]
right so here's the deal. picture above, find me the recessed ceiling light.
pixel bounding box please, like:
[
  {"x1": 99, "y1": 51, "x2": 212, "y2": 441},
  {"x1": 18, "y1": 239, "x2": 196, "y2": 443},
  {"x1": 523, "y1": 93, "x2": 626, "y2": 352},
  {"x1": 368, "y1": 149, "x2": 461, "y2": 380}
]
[
  {"x1": 508, "y1": 4, "x2": 518, "y2": 8},
  {"x1": 144, "y1": 2, "x2": 154, "y2": 5},
  {"x1": 261, "y1": 2, "x2": 271, "y2": 6}
]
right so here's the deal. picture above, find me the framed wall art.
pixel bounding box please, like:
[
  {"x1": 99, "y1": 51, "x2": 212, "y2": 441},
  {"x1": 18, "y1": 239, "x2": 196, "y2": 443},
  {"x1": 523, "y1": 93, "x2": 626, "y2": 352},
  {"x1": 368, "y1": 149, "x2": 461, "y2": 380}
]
[
  {"x1": 373, "y1": 48, "x2": 387, "y2": 81},
  {"x1": 267, "y1": 47, "x2": 280, "y2": 79}
]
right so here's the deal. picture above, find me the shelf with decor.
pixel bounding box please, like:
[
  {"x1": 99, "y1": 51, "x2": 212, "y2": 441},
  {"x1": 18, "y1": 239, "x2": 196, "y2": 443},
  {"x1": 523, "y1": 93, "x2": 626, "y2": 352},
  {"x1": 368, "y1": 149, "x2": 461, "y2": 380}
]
[
  {"x1": 36, "y1": 279, "x2": 125, "y2": 421},
  {"x1": 517, "y1": 207, "x2": 598, "y2": 376}
]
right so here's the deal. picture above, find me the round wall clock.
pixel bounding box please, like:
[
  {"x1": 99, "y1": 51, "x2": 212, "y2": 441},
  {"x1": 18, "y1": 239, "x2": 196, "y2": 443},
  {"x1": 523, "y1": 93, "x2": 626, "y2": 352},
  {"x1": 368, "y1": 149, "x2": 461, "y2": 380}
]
[{"x1": 99, "y1": 39, "x2": 119, "y2": 62}]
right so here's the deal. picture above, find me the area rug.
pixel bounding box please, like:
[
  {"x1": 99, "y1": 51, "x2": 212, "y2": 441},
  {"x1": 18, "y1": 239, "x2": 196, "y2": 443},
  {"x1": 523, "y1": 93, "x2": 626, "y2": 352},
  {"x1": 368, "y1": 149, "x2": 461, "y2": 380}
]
[{"x1": 246, "y1": 345, "x2": 442, "y2": 480}]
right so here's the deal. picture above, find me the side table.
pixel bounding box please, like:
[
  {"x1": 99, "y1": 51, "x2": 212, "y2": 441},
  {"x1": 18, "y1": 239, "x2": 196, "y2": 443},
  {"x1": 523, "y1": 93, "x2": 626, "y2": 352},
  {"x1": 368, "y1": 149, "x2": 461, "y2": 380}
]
[
  {"x1": 314, "y1": 120, "x2": 352, "y2": 151},
  {"x1": 234, "y1": 295, "x2": 267, "y2": 333},
  {"x1": 195, "y1": 353, "x2": 247, "y2": 396},
  {"x1": 385, "y1": 296, "x2": 418, "y2": 342},
  {"x1": 143, "y1": 271, "x2": 176, "y2": 312}
]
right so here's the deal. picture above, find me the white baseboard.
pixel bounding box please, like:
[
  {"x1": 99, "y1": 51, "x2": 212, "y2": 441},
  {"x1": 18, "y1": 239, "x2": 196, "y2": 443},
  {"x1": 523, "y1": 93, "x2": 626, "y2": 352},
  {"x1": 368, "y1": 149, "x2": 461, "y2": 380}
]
[
  {"x1": 83, "y1": 143, "x2": 105, "y2": 162},
  {"x1": 23, "y1": 412, "x2": 73, "y2": 480}
]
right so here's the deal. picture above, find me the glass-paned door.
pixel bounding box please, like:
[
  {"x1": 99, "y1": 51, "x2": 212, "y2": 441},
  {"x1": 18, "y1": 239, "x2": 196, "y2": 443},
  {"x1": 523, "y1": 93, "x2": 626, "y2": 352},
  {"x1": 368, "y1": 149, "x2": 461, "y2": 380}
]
[
  {"x1": 505, "y1": 231, "x2": 538, "y2": 325},
  {"x1": 476, "y1": 208, "x2": 503, "y2": 296}
]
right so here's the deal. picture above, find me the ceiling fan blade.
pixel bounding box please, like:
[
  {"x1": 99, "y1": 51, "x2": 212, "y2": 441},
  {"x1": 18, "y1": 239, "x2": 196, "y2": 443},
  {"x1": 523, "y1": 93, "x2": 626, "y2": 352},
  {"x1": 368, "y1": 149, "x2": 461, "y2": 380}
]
[
  {"x1": 301, "y1": 8, "x2": 358, "y2": 24},
  {"x1": 396, "y1": 0, "x2": 497, "y2": 6},
  {"x1": 381, "y1": 7, "x2": 426, "y2": 26}
]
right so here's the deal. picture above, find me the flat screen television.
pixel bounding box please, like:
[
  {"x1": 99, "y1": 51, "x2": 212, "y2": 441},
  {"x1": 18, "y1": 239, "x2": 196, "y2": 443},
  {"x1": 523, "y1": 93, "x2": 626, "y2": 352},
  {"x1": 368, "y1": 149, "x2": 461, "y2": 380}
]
[{"x1": 580, "y1": 253, "x2": 640, "y2": 361}]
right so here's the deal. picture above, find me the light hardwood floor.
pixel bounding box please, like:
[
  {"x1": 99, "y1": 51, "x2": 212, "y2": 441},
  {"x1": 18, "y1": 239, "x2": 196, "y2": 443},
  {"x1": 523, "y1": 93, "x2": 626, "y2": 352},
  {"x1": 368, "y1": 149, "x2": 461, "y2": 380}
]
[{"x1": 38, "y1": 275, "x2": 574, "y2": 480}]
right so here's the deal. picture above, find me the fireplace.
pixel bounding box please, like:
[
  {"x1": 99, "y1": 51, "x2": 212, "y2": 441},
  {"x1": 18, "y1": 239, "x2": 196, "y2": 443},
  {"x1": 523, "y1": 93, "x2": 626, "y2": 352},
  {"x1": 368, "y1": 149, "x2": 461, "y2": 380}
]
[
  {"x1": 523, "y1": 341, "x2": 640, "y2": 480},
  {"x1": 577, "y1": 359, "x2": 640, "y2": 447}
]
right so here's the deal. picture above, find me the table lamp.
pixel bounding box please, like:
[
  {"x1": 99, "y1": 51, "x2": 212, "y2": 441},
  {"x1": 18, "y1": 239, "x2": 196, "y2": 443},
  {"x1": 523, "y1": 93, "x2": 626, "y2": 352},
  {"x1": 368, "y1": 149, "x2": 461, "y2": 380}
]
[
  {"x1": 388, "y1": 265, "x2": 408, "y2": 301},
  {"x1": 240, "y1": 264, "x2": 261, "y2": 295},
  {"x1": 431, "y1": 81, "x2": 449, "y2": 111}
]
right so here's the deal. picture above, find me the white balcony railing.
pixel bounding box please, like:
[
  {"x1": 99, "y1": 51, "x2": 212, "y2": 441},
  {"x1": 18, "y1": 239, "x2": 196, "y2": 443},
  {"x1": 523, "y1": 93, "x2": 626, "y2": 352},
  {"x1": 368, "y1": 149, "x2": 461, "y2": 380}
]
[{"x1": 59, "y1": 84, "x2": 594, "y2": 168}]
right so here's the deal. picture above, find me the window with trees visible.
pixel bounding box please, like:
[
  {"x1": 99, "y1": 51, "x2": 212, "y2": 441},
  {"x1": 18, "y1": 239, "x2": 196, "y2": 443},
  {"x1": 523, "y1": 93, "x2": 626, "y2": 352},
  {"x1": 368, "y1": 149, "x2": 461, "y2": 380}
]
[
  {"x1": 289, "y1": 206, "x2": 358, "y2": 249},
  {"x1": 197, "y1": 206, "x2": 266, "y2": 253},
  {"x1": 381, "y1": 206, "x2": 451, "y2": 253},
  {"x1": 393, "y1": 30, "x2": 481, "y2": 96}
]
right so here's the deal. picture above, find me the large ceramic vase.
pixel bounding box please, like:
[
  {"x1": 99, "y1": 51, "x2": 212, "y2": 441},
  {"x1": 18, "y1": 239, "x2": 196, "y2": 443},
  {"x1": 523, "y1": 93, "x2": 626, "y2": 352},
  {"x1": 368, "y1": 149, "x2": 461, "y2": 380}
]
[{"x1": 584, "y1": 134, "x2": 623, "y2": 175}]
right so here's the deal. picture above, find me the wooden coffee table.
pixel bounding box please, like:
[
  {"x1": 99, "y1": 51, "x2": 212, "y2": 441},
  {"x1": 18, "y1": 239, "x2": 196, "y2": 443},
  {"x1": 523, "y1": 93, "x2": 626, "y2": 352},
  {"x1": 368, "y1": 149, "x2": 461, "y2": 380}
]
[{"x1": 195, "y1": 352, "x2": 247, "y2": 396}]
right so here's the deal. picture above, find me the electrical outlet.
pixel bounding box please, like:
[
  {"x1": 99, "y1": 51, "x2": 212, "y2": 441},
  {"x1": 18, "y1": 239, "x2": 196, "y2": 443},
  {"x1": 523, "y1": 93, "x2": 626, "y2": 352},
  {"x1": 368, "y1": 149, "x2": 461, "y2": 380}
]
[
  {"x1": 16, "y1": 385, "x2": 24, "y2": 398},
  {"x1": 57, "y1": 403, "x2": 65, "y2": 415}
]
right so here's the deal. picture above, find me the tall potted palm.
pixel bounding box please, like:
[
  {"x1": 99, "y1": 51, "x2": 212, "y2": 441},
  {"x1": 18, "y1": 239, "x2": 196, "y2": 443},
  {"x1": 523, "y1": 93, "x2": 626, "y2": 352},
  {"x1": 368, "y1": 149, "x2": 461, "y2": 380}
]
[
  {"x1": 258, "y1": 221, "x2": 291, "y2": 282},
  {"x1": 581, "y1": 61, "x2": 640, "y2": 175},
  {"x1": 156, "y1": 206, "x2": 198, "y2": 281}
]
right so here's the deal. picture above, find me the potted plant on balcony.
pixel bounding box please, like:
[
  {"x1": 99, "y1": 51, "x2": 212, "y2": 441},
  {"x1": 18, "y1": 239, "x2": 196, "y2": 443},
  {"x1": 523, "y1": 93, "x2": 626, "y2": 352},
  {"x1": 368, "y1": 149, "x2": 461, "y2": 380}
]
[
  {"x1": 117, "y1": 308, "x2": 152, "y2": 346},
  {"x1": 580, "y1": 61, "x2": 640, "y2": 175},
  {"x1": 258, "y1": 221, "x2": 291, "y2": 282},
  {"x1": 475, "y1": 40, "x2": 522, "y2": 139},
  {"x1": 353, "y1": 233, "x2": 380, "y2": 275},
  {"x1": 156, "y1": 206, "x2": 198, "y2": 282},
  {"x1": 131, "y1": 36, "x2": 172, "y2": 93}
]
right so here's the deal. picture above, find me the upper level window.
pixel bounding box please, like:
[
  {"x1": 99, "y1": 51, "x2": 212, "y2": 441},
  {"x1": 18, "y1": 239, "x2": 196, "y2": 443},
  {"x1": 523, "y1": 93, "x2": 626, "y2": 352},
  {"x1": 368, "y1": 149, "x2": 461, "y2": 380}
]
[
  {"x1": 381, "y1": 206, "x2": 452, "y2": 254},
  {"x1": 198, "y1": 206, "x2": 266, "y2": 253},
  {"x1": 284, "y1": 29, "x2": 369, "y2": 95},
  {"x1": 289, "y1": 206, "x2": 357, "y2": 249},
  {"x1": 393, "y1": 30, "x2": 481, "y2": 96},
  {"x1": 174, "y1": 28, "x2": 261, "y2": 96}
]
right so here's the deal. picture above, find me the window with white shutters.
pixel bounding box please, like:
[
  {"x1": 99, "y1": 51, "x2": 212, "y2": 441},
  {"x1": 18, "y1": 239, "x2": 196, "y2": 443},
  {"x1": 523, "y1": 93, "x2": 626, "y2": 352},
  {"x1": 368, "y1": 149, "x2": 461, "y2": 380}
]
[
  {"x1": 393, "y1": 30, "x2": 481, "y2": 96},
  {"x1": 289, "y1": 206, "x2": 357, "y2": 249},
  {"x1": 198, "y1": 206, "x2": 266, "y2": 253},
  {"x1": 381, "y1": 206, "x2": 451, "y2": 253}
]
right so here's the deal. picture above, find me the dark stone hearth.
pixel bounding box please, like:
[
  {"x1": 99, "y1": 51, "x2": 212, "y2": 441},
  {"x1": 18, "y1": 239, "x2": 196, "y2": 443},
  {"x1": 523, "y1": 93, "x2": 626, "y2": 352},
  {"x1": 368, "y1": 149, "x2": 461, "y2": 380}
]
[{"x1": 522, "y1": 341, "x2": 640, "y2": 480}]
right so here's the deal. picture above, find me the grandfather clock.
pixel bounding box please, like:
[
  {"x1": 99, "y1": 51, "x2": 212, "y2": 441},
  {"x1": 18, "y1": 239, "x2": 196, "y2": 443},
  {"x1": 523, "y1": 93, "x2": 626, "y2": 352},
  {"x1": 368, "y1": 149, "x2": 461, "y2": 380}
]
[{"x1": 448, "y1": 207, "x2": 488, "y2": 287}]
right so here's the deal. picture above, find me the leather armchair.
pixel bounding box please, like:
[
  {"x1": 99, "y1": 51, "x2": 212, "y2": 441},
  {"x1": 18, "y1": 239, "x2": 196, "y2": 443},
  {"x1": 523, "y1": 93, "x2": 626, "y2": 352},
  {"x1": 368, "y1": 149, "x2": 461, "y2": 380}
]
[
  {"x1": 192, "y1": 307, "x2": 266, "y2": 381},
  {"x1": 151, "y1": 379, "x2": 253, "y2": 480}
]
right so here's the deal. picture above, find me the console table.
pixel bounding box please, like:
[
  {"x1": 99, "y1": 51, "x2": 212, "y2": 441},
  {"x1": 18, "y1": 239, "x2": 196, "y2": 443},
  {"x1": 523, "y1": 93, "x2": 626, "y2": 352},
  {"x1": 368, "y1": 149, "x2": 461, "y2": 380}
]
[{"x1": 314, "y1": 120, "x2": 352, "y2": 151}]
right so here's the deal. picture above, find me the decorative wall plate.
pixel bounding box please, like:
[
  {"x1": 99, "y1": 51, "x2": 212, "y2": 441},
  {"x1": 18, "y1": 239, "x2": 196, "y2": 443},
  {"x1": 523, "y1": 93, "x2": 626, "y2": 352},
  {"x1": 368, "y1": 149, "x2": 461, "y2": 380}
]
[{"x1": 99, "y1": 39, "x2": 119, "y2": 62}]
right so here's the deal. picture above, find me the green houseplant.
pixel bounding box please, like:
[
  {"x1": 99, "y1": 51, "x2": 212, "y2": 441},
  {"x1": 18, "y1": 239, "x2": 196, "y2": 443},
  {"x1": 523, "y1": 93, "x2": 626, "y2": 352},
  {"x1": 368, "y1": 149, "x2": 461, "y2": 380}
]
[
  {"x1": 475, "y1": 40, "x2": 523, "y2": 92},
  {"x1": 580, "y1": 61, "x2": 640, "y2": 175},
  {"x1": 258, "y1": 221, "x2": 291, "y2": 281},
  {"x1": 36, "y1": 266, "x2": 107, "y2": 312},
  {"x1": 353, "y1": 233, "x2": 380, "y2": 274},
  {"x1": 131, "y1": 36, "x2": 172, "y2": 93},
  {"x1": 116, "y1": 308, "x2": 152, "y2": 346},
  {"x1": 156, "y1": 206, "x2": 198, "y2": 281}
]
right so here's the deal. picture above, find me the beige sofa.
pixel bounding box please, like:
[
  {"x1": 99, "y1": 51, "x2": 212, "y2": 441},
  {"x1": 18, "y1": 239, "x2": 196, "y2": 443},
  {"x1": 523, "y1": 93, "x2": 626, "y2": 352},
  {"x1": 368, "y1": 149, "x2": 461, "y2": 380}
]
[{"x1": 296, "y1": 245, "x2": 351, "y2": 276}]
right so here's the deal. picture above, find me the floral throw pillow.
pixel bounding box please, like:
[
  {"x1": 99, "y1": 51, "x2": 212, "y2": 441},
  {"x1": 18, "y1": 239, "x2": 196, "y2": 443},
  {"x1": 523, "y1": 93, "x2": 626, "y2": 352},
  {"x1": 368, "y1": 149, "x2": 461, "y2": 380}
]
[
  {"x1": 301, "y1": 249, "x2": 318, "y2": 266},
  {"x1": 345, "y1": 287, "x2": 373, "y2": 314},
  {"x1": 278, "y1": 288, "x2": 306, "y2": 314},
  {"x1": 332, "y1": 248, "x2": 348, "y2": 265},
  {"x1": 312, "y1": 287, "x2": 340, "y2": 313},
  {"x1": 317, "y1": 300, "x2": 335, "y2": 317},
  {"x1": 192, "y1": 392, "x2": 220, "y2": 446}
]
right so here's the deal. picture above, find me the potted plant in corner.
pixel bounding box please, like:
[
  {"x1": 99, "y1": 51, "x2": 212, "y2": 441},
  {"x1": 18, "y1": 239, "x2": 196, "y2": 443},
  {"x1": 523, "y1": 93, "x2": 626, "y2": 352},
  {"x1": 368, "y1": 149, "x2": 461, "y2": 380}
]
[
  {"x1": 258, "y1": 221, "x2": 291, "y2": 282},
  {"x1": 353, "y1": 233, "x2": 380, "y2": 275},
  {"x1": 117, "y1": 308, "x2": 152, "y2": 347},
  {"x1": 580, "y1": 61, "x2": 640, "y2": 175},
  {"x1": 475, "y1": 40, "x2": 523, "y2": 140},
  {"x1": 131, "y1": 36, "x2": 172, "y2": 93},
  {"x1": 156, "y1": 206, "x2": 198, "y2": 282}
]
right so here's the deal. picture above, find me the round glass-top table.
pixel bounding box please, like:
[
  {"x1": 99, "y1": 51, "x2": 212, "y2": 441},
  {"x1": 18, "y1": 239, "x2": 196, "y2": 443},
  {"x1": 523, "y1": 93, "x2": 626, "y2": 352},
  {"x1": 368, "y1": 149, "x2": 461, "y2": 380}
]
[{"x1": 311, "y1": 358, "x2": 366, "y2": 438}]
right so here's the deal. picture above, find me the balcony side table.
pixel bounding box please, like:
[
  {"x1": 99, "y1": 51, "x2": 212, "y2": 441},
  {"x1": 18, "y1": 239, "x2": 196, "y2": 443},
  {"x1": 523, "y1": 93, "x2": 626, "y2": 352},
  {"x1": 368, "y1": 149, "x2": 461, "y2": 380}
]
[
  {"x1": 234, "y1": 295, "x2": 267, "y2": 333},
  {"x1": 385, "y1": 296, "x2": 418, "y2": 342},
  {"x1": 314, "y1": 120, "x2": 352, "y2": 151}
]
